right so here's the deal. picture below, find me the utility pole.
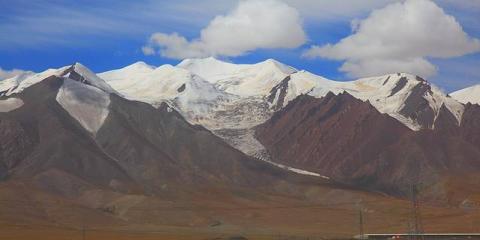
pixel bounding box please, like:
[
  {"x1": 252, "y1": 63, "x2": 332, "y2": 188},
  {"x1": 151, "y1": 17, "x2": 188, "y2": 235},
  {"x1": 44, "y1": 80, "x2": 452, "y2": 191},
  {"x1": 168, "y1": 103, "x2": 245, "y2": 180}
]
[
  {"x1": 356, "y1": 201, "x2": 365, "y2": 239},
  {"x1": 409, "y1": 183, "x2": 424, "y2": 240},
  {"x1": 358, "y1": 208, "x2": 365, "y2": 239}
]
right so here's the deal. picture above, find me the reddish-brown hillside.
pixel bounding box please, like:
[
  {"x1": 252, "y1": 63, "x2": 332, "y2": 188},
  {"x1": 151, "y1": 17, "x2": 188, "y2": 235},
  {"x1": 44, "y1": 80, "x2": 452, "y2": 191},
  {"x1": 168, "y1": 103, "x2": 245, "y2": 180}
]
[{"x1": 256, "y1": 92, "x2": 480, "y2": 200}]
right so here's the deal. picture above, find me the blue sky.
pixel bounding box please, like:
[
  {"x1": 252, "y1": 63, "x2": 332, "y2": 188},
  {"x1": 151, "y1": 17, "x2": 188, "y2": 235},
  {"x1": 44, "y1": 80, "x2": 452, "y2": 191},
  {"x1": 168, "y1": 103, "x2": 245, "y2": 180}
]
[{"x1": 0, "y1": 0, "x2": 479, "y2": 92}]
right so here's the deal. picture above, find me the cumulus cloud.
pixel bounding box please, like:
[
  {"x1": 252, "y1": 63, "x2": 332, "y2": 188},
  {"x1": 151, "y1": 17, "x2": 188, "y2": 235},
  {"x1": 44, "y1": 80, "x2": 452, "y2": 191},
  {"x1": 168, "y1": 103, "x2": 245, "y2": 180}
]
[
  {"x1": 143, "y1": 0, "x2": 307, "y2": 59},
  {"x1": 0, "y1": 67, "x2": 32, "y2": 81},
  {"x1": 304, "y1": 0, "x2": 480, "y2": 78}
]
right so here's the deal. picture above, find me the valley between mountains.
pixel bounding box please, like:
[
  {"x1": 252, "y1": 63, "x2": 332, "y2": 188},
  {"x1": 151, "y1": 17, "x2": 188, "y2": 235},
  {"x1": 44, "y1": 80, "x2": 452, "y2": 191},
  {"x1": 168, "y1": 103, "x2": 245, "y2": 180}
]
[{"x1": 1, "y1": 58, "x2": 480, "y2": 239}]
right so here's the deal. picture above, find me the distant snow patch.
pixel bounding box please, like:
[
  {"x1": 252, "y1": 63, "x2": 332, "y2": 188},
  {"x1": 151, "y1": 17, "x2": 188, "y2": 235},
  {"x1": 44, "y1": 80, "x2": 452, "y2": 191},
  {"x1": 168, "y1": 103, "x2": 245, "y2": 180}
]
[
  {"x1": 56, "y1": 79, "x2": 110, "y2": 135},
  {"x1": 255, "y1": 154, "x2": 329, "y2": 178},
  {"x1": 0, "y1": 98, "x2": 23, "y2": 112}
]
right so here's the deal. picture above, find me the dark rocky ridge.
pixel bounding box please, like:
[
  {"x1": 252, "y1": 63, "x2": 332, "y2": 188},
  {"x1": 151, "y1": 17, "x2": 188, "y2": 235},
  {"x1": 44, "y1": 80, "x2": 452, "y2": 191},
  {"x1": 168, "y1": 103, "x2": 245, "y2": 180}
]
[
  {"x1": 388, "y1": 76, "x2": 408, "y2": 96},
  {"x1": 266, "y1": 76, "x2": 291, "y2": 111},
  {"x1": 399, "y1": 81, "x2": 436, "y2": 128}
]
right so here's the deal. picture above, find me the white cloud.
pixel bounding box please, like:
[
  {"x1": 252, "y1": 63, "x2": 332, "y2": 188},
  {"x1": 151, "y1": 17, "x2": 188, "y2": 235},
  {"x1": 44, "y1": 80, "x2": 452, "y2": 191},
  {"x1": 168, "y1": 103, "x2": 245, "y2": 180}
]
[
  {"x1": 304, "y1": 0, "x2": 480, "y2": 78},
  {"x1": 143, "y1": 0, "x2": 307, "y2": 59},
  {"x1": 340, "y1": 57, "x2": 438, "y2": 78},
  {"x1": 0, "y1": 67, "x2": 32, "y2": 81},
  {"x1": 141, "y1": 46, "x2": 155, "y2": 55},
  {"x1": 285, "y1": 0, "x2": 396, "y2": 20}
]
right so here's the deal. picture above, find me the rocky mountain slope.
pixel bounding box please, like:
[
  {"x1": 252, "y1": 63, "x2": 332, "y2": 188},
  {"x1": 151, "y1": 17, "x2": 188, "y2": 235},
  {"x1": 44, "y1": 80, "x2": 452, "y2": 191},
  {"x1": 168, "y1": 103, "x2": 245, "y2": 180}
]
[{"x1": 255, "y1": 92, "x2": 480, "y2": 200}]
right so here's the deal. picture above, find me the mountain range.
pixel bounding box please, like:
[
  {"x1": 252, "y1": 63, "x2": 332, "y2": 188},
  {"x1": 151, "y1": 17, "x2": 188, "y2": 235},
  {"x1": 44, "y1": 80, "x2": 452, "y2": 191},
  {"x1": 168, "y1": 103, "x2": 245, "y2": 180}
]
[{"x1": 1, "y1": 58, "x2": 479, "y2": 237}]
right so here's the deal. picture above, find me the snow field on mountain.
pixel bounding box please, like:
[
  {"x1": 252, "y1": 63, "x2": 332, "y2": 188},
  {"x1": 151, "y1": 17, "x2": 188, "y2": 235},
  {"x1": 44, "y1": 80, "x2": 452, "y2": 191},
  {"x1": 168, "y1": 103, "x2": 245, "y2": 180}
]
[
  {"x1": 178, "y1": 57, "x2": 296, "y2": 96},
  {"x1": 451, "y1": 85, "x2": 480, "y2": 105},
  {"x1": 0, "y1": 98, "x2": 24, "y2": 112},
  {"x1": 56, "y1": 79, "x2": 110, "y2": 135}
]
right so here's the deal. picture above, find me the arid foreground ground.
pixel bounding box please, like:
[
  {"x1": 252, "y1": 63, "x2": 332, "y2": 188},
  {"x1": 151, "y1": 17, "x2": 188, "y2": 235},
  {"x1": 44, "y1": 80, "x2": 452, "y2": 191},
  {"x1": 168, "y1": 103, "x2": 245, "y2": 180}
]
[{"x1": 1, "y1": 180, "x2": 479, "y2": 240}]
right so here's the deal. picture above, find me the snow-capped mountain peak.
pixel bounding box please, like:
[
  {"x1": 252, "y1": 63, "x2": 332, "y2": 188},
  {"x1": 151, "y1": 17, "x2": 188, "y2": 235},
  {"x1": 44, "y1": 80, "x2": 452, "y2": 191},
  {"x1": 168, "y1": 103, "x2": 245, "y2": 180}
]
[
  {"x1": 154, "y1": 63, "x2": 180, "y2": 73},
  {"x1": 100, "y1": 62, "x2": 226, "y2": 103},
  {"x1": 451, "y1": 84, "x2": 480, "y2": 105},
  {"x1": 177, "y1": 57, "x2": 296, "y2": 80},
  {"x1": 0, "y1": 63, "x2": 115, "y2": 135},
  {"x1": 129, "y1": 61, "x2": 155, "y2": 68},
  {"x1": 0, "y1": 63, "x2": 115, "y2": 97},
  {"x1": 98, "y1": 61, "x2": 156, "y2": 91},
  {"x1": 65, "y1": 63, "x2": 116, "y2": 94},
  {"x1": 268, "y1": 72, "x2": 464, "y2": 130},
  {"x1": 177, "y1": 57, "x2": 245, "y2": 83},
  {"x1": 344, "y1": 73, "x2": 464, "y2": 130},
  {"x1": 0, "y1": 66, "x2": 70, "y2": 96},
  {"x1": 257, "y1": 58, "x2": 297, "y2": 74},
  {"x1": 0, "y1": 72, "x2": 35, "y2": 96},
  {"x1": 99, "y1": 63, "x2": 230, "y2": 126},
  {"x1": 177, "y1": 57, "x2": 297, "y2": 96},
  {"x1": 121, "y1": 61, "x2": 153, "y2": 72}
]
